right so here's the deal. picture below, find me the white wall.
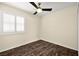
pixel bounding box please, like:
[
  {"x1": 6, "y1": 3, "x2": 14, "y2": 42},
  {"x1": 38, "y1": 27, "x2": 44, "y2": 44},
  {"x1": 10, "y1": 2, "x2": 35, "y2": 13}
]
[
  {"x1": 0, "y1": 3, "x2": 40, "y2": 52},
  {"x1": 40, "y1": 5, "x2": 78, "y2": 50}
]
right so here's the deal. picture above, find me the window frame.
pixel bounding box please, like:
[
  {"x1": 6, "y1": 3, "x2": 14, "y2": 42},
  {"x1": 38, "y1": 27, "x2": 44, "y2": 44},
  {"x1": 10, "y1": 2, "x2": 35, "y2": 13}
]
[
  {"x1": 16, "y1": 16, "x2": 24, "y2": 32},
  {"x1": 3, "y1": 13, "x2": 16, "y2": 32},
  {"x1": 0, "y1": 12, "x2": 25, "y2": 34}
]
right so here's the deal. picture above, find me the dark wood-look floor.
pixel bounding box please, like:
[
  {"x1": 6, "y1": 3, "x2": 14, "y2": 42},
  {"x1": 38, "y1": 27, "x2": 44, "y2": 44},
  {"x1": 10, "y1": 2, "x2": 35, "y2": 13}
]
[{"x1": 0, "y1": 40, "x2": 78, "y2": 56}]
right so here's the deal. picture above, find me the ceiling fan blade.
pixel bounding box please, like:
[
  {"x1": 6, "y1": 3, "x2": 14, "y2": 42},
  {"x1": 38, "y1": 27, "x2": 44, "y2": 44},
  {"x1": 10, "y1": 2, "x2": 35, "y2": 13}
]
[
  {"x1": 29, "y1": 2, "x2": 38, "y2": 9},
  {"x1": 33, "y1": 11, "x2": 37, "y2": 15},
  {"x1": 42, "y1": 8, "x2": 52, "y2": 11}
]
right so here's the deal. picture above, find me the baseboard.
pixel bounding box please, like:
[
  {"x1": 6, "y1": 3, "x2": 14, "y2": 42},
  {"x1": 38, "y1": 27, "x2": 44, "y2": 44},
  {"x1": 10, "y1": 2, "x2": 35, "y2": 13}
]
[
  {"x1": 40, "y1": 37, "x2": 78, "y2": 51},
  {"x1": 0, "y1": 39, "x2": 39, "y2": 53}
]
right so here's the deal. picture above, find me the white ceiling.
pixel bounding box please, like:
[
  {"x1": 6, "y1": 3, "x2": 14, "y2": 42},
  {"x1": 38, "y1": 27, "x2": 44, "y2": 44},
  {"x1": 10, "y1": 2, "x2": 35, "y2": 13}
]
[{"x1": 2, "y1": 2, "x2": 76, "y2": 16}]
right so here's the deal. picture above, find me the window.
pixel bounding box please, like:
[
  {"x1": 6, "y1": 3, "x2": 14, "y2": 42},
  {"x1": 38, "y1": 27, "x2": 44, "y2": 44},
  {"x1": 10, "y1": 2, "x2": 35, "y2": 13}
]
[
  {"x1": 16, "y1": 16, "x2": 24, "y2": 32},
  {"x1": 0, "y1": 12, "x2": 24, "y2": 33},
  {"x1": 3, "y1": 13, "x2": 15, "y2": 32}
]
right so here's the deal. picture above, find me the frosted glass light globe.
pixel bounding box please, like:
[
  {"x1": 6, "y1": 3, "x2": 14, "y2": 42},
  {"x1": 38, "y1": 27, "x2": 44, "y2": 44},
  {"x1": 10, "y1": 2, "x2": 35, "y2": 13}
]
[{"x1": 37, "y1": 8, "x2": 42, "y2": 13}]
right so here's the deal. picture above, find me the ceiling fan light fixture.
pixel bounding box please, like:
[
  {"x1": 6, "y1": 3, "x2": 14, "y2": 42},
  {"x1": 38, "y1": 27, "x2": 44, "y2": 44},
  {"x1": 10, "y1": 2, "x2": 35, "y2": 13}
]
[
  {"x1": 29, "y1": 2, "x2": 52, "y2": 15},
  {"x1": 37, "y1": 8, "x2": 42, "y2": 13}
]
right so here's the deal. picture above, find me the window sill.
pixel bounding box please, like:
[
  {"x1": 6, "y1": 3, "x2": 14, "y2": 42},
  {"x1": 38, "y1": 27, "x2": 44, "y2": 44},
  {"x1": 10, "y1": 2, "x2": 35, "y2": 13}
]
[{"x1": 0, "y1": 31, "x2": 25, "y2": 36}]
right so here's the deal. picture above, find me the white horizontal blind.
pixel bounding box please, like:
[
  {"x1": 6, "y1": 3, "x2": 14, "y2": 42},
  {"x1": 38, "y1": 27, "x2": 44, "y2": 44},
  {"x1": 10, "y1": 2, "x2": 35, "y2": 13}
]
[
  {"x1": 16, "y1": 16, "x2": 24, "y2": 32},
  {"x1": 0, "y1": 12, "x2": 24, "y2": 33},
  {"x1": 3, "y1": 13, "x2": 15, "y2": 32}
]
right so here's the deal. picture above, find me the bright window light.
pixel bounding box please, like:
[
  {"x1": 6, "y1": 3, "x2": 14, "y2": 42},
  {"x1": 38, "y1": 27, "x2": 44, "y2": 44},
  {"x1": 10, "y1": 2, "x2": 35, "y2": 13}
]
[
  {"x1": 3, "y1": 13, "x2": 15, "y2": 32},
  {"x1": 0, "y1": 12, "x2": 24, "y2": 33},
  {"x1": 16, "y1": 16, "x2": 24, "y2": 32}
]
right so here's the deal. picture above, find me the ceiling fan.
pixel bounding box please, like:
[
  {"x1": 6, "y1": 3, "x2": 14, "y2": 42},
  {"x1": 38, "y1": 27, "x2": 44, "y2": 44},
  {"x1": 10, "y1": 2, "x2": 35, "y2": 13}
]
[{"x1": 29, "y1": 2, "x2": 52, "y2": 15}]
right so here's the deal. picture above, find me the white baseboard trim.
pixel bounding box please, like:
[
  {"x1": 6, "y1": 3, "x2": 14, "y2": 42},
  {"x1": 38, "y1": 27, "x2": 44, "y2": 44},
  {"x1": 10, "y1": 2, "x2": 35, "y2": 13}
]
[
  {"x1": 40, "y1": 37, "x2": 78, "y2": 51},
  {"x1": 0, "y1": 39, "x2": 39, "y2": 53}
]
